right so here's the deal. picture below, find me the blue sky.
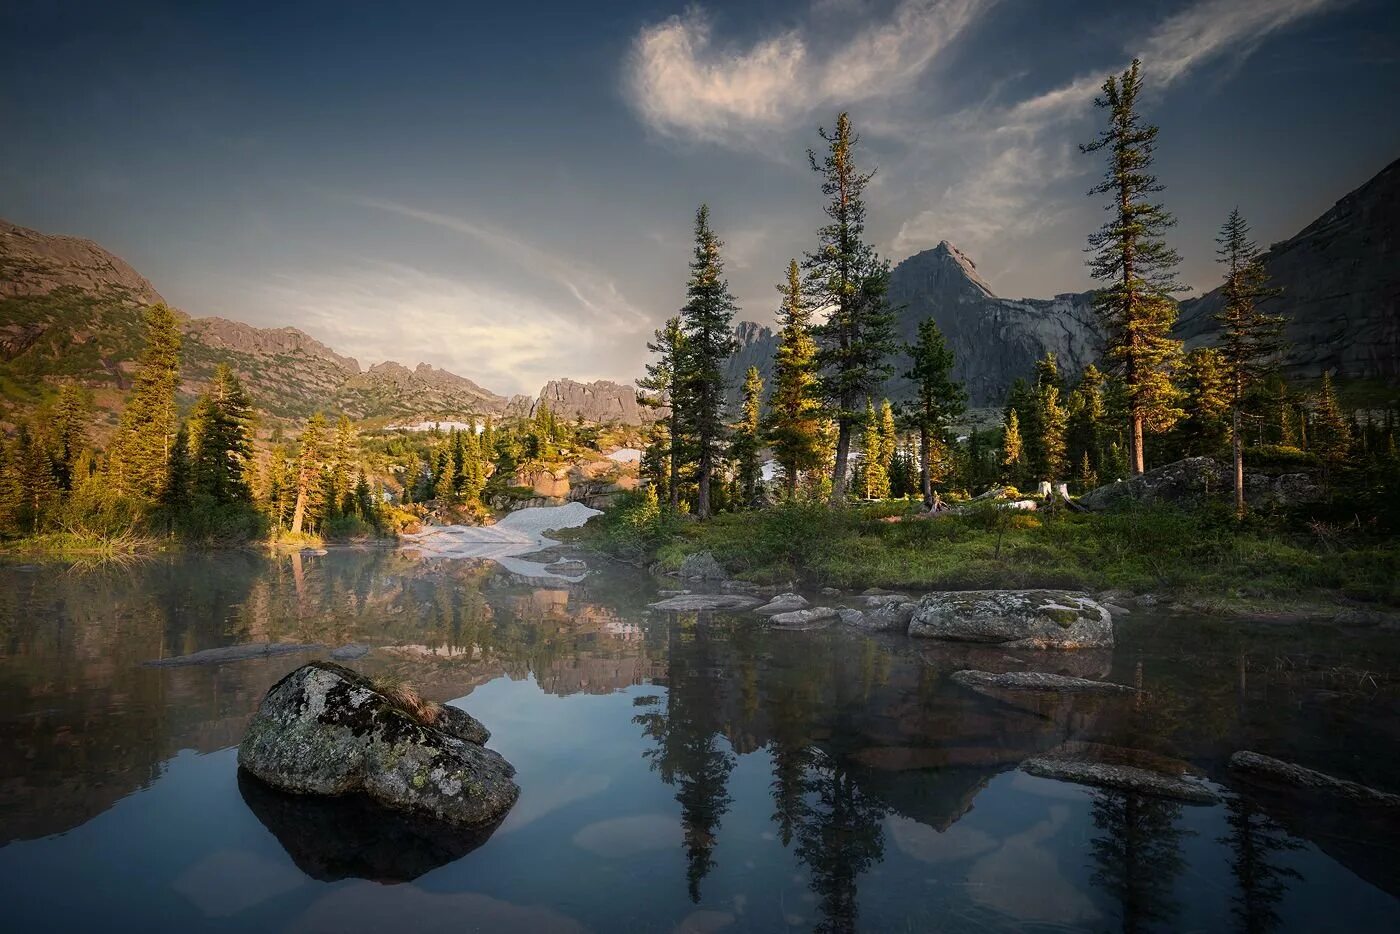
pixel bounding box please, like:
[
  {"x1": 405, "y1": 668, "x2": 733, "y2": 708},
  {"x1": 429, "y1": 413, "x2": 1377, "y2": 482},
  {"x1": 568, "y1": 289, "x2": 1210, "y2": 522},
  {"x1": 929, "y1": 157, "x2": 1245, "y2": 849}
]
[{"x1": 3, "y1": 0, "x2": 1397, "y2": 394}]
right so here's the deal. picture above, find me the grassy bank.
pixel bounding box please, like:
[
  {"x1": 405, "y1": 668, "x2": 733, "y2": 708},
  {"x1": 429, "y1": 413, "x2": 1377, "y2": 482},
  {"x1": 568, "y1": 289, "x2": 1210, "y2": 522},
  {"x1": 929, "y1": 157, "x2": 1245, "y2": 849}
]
[{"x1": 573, "y1": 493, "x2": 1400, "y2": 608}]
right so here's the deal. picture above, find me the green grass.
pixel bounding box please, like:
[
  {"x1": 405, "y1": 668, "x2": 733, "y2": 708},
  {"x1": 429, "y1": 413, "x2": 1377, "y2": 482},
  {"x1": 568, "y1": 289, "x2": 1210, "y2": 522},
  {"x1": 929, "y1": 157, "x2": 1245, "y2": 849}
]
[{"x1": 575, "y1": 494, "x2": 1400, "y2": 607}]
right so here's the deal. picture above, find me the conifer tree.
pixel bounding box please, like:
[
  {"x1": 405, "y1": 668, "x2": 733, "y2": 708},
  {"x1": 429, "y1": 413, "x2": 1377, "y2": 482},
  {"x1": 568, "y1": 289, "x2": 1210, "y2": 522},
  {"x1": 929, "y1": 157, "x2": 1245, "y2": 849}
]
[
  {"x1": 1310, "y1": 373, "x2": 1351, "y2": 480},
  {"x1": 1215, "y1": 208, "x2": 1285, "y2": 515},
  {"x1": 51, "y1": 383, "x2": 90, "y2": 491},
  {"x1": 290, "y1": 413, "x2": 327, "y2": 535},
  {"x1": 1067, "y1": 363, "x2": 1106, "y2": 482},
  {"x1": 677, "y1": 204, "x2": 739, "y2": 520},
  {"x1": 639, "y1": 316, "x2": 689, "y2": 509},
  {"x1": 1180, "y1": 348, "x2": 1230, "y2": 455},
  {"x1": 110, "y1": 303, "x2": 183, "y2": 501},
  {"x1": 875, "y1": 400, "x2": 897, "y2": 499},
  {"x1": 858, "y1": 400, "x2": 889, "y2": 499},
  {"x1": 1001, "y1": 409, "x2": 1024, "y2": 481},
  {"x1": 767, "y1": 260, "x2": 825, "y2": 497},
  {"x1": 188, "y1": 364, "x2": 255, "y2": 504},
  {"x1": 804, "y1": 113, "x2": 896, "y2": 502},
  {"x1": 901, "y1": 318, "x2": 966, "y2": 507},
  {"x1": 730, "y1": 366, "x2": 764, "y2": 507},
  {"x1": 1038, "y1": 379, "x2": 1069, "y2": 484},
  {"x1": 1082, "y1": 60, "x2": 1186, "y2": 474},
  {"x1": 2, "y1": 424, "x2": 58, "y2": 533},
  {"x1": 164, "y1": 422, "x2": 192, "y2": 511}
]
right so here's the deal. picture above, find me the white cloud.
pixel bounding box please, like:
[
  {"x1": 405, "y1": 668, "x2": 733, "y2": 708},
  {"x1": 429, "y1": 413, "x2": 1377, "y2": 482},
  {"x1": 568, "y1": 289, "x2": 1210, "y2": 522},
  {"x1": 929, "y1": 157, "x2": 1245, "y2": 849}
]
[
  {"x1": 624, "y1": 0, "x2": 991, "y2": 147},
  {"x1": 891, "y1": 0, "x2": 1347, "y2": 272}
]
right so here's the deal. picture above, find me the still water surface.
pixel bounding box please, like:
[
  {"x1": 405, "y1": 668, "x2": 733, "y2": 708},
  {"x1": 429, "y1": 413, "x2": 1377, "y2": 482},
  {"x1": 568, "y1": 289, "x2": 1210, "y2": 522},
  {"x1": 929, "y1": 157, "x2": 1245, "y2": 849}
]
[{"x1": 1, "y1": 547, "x2": 1397, "y2": 932}]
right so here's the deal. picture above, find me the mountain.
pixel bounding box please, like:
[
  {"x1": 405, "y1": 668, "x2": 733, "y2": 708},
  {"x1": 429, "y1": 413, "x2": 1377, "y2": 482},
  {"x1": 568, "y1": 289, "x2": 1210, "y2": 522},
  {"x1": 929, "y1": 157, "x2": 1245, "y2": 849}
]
[
  {"x1": 724, "y1": 242, "x2": 1101, "y2": 408},
  {"x1": 1176, "y1": 156, "x2": 1400, "y2": 382},
  {"x1": 0, "y1": 218, "x2": 651, "y2": 428}
]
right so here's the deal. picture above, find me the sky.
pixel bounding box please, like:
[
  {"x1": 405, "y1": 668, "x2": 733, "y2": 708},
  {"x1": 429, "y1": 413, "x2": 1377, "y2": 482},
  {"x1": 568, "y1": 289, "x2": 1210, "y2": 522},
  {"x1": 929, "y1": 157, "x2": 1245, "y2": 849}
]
[{"x1": 2, "y1": 0, "x2": 1398, "y2": 395}]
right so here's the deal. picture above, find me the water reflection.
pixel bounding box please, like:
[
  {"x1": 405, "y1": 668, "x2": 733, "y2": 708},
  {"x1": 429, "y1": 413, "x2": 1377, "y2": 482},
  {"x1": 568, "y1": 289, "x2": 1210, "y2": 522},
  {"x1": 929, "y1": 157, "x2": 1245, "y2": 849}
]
[{"x1": 0, "y1": 548, "x2": 1398, "y2": 932}]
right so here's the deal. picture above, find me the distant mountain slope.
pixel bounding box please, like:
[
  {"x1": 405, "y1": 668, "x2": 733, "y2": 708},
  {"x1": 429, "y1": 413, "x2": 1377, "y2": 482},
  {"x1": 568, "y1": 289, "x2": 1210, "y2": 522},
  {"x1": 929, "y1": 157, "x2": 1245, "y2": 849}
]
[
  {"x1": 724, "y1": 242, "x2": 1102, "y2": 408},
  {"x1": 1177, "y1": 156, "x2": 1400, "y2": 381},
  {"x1": 0, "y1": 217, "x2": 652, "y2": 427}
]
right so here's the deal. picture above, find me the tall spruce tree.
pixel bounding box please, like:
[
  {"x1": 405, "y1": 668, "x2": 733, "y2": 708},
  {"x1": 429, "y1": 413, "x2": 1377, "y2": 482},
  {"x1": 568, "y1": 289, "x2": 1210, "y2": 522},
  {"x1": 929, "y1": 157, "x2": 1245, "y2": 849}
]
[
  {"x1": 110, "y1": 303, "x2": 183, "y2": 501},
  {"x1": 1215, "y1": 208, "x2": 1285, "y2": 515},
  {"x1": 188, "y1": 364, "x2": 255, "y2": 504},
  {"x1": 639, "y1": 315, "x2": 689, "y2": 508},
  {"x1": 1001, "y1": 409, "x2": 1024, "y2": 481},
  {"x1": 901, "y1": 318, "x2": 966, "y2": 508},
  {"x1": 731, "y1": 366, "x2": 764, "y2": 507},
  {"x1": 804, "y1": 113, "x2": 896, "y2": 503},
  {"x1": 1082, "y1": 60, "x2": 1186, "y2": 475},
  {"x1": 1311, "y1": 373, "x2": 1351, "y2": 480},
  {"x1": 677, "y1": 204, "x2": 739, "y2": 520},
  {"x1": 51, "y1": 384, "x2": 90, "y2": 492},
  {"x1": 290, "y1": 413, "x2": 327, "y2": 535},
  {"x1": 767, "y1": 260, "x2": 826, "y2": 497}
]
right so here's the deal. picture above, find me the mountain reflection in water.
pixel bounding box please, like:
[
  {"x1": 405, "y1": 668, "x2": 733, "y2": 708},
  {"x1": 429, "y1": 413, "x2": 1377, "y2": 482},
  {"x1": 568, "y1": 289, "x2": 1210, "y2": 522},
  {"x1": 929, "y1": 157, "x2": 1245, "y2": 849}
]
[{"x1": 0, "y1": 547, "x2": 1397, "y2": 932}]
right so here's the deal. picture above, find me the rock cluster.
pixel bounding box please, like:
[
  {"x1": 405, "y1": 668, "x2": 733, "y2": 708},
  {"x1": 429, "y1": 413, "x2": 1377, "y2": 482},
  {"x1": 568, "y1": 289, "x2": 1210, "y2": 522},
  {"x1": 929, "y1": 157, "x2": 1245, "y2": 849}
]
[
  {"x1": 1079, "y1": 457, "x2": 1320, "y2": 510},
  {"x1": 238, "y1": 662, "x2": 518, "y2": 827},
  {"x1": 908, "y1": 590, "x2": 1114, "y2": 648}
]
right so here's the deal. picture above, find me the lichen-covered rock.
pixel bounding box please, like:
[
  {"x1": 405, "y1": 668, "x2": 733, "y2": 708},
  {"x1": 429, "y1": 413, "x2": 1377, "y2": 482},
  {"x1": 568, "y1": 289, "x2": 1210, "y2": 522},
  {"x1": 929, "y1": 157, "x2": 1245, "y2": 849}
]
[
  {"x1": 908, "y1": 590, "x2": 1113, "y2": 648},
  {"x1": 854, "y1": 600, "x2": 917, "y2": 633},
  {"x1": 238, "y1": 662, "x2": 517, "y2": 827},
  {"x1": 1229, "y1": 751, "x2": 1400, "y2": 807},
  {"x1": 753, "y1": 593, "x2": 810, "y2": 616},
  {"x1": 648, "y1": 593, "x2": 763, "y2": 612},
  {"x1": 1079, "y1": 456, "x2": 1321, "y2": 510},
  {"x1": 768, "y1": 606, "x2": 839, "y2": 630},
  {"x1": 679, "y1": 551, "x2": 728, "y2": 581},
  {"x1": 950, "y1": 669, "x2": 1137, "y2": 695},
  {"x1": 836, "y1": 607, "x2": 866, "y2": 627},
  {"x1": 858, "y1": 593, "x2": 911, "y2": 608},
  {"x1": 1022, "y1": 756, "x2": 1218, "y2": 804}
]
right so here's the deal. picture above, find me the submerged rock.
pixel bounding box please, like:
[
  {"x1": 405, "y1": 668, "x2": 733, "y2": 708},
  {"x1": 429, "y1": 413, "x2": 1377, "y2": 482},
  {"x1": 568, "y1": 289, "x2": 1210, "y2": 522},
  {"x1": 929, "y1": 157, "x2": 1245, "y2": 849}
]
[
  {"x1": 950, "y1": 670, "x2": 1137, "y2": 695},
  {"x1": 143, "y1": 642, "x2": 322, "y2": 667},
  {"x1": 856, "y1": 601, "x2": 918, "y2": 633},
  {"x1": 678, "y1": 552, "x2": 728, "y2": 581},
  {"x1": 238, "y1": 662, "x2": 518, "y2": 827},
  {"x1": 753, "y1": 593, "x2": 810, "y2": 616},
  {"x1": 836, "y1": 607, "x2": 866, "y2": 627},
  {"x1": 1021, "y1": 756, "x2": 1218, "y2": 804},
  {"x1": 329, "y1": 643, "x2": 370, "y2": 661},
  {"x1": 648, "y1": 593, "x2": 764, "y2": 612},
  {"x1": 768, "y1": 606, "x2": 839, "y2": 630},
  {"x1": 1229, "y1": 751, "x2": 1400, "y2": 807},
  {"x1": 908, "y1": 590, "x2": 1113, "y2": 648}
]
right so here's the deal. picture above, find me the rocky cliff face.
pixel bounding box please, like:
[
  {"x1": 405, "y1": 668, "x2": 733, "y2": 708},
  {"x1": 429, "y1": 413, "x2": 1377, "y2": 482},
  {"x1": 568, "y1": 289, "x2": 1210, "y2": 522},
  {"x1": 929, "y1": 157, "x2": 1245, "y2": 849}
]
[
  {"x1": 883, "y1": 242, "x2": 1102, "y2": 406},
  {"x1": 0, "y1": 219, "x2": 164, "y2": 305},
  {"x1": 1176, "y1": 157, "x2": 1400, "y2": 381},
  {"x1": 532, "y1": 378, "x2": 652, "y2": 424},
  {"x1": 724, "y1": 242, "x2": 1102, "y2": 408},
  {"x1": 337, "y1": 362, "x2": 509, "y2": 420}
]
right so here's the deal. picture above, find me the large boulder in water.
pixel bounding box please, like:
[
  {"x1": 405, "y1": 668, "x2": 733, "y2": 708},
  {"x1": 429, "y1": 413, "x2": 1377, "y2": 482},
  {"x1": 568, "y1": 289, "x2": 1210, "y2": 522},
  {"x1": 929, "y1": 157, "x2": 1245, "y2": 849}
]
[
  {"x1": 238, "y1": 662, "x2": 518, "y2": 827},
  {"x1": 908, "y1": 590, "x2": 1113, "y2": 649}
]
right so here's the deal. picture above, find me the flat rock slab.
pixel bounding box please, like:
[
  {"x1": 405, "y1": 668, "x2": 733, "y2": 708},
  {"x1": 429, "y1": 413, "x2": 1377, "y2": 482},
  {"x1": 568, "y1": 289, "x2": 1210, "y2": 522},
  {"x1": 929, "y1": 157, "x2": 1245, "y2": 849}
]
[
  {"x1": 769, "y1": 606, "x2": 839, "y2": 630},
  {"x1": 1022, "y1": 756, "x2": 1218, "y2": 804},
  {"x1": 239, "y1": 662, "x2": 516, "y2": 827},
  {"x1": 951, "y1": 670, "x2": 1138, "y2": 695},
  {"x1": 909, "y1": 590, "x2": 1113, "y2": 649},
  {"x1": 753, "y1": 593, "x2": 810, "y2": 616},
  {"x1": 144, "y1": 642, "x2": 323, "y2": 668},
  {"x1": 648, "y1": 594, "x2": 764, "y2": 612},
  {"x1": 330, "y1": 643, "x2": 370, "y2": 660},
  {"x1": 1229, "y1": 751, "x2": 1400, "y2": 807}
]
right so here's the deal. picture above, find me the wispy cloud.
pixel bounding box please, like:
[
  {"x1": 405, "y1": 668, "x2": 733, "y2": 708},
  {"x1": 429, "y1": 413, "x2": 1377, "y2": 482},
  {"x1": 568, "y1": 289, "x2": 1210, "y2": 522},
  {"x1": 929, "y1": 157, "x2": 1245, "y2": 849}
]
[
  {"x1": 892, "y1": 0, "x2": 1348, "y2": 264},
  {"x1": 624, "y1": 0, "x2": 991, "y2": 148}
]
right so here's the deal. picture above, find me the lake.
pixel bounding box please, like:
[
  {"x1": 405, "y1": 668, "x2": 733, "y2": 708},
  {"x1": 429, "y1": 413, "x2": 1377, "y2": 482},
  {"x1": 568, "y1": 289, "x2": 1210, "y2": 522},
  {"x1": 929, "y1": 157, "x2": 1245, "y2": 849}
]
[{"x1": 1, "y1": 545, "x2": 1397, "y2": 932}]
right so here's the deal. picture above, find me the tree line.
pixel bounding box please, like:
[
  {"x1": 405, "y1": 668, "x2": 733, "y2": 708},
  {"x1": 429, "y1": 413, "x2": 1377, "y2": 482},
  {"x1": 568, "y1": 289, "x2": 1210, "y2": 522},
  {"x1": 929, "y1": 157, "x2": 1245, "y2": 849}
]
[{"x1": 636, "y1": 59, "x2": 1398, "y2": 521}]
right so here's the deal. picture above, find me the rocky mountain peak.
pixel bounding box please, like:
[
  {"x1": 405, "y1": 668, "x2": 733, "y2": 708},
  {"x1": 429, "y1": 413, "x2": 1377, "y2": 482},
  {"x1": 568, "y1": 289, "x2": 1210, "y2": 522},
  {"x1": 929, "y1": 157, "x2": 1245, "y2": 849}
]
[
  {"x1": 0, "y1": 218, "x2": 164, "y2": 305},
  {"x1": 535, "y1": 378, "x2": 653, "y2": 424},
  {"x1": 902, "y1": 240, "x2": 997, "y2": 303}
]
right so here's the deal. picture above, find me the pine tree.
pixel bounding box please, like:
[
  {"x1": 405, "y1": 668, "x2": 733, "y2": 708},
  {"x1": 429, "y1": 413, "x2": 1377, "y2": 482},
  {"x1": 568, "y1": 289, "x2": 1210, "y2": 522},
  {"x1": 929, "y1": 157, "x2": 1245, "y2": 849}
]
[
  {"x1": 677, "y1": 204, "x2": 739, "y2": 520},
  {"x1": 901, "y1": 318, "x2": 966, "y2": 507},
  {"x1": 1311, "y1": 372, "x2": 1351, "y2": 480},
  {"x1": 290, "y1": 413, "x2": 327, "y2": 535},
  {"x1": 1067, "y1": 363, "x2": 1106, "y2": 481},
  {"x1": 875, "y1": 400, "x2": 897, "y2": 499},
  {"x1": 858, "y1": 399, "x2": 891, "y2": 499},
  {"x1": 51, "y1": 383, "x2": 90, "y2": 491},
  {"x1": 2, "y1": 424, "x2": 58, "y2": 533},
  {"x1": 188, "y1": 364, "x2": 255, "y2": 504},
  {"x1": 1038, "y1": 380, "x2": 1069, "y2": 484},
  {"x1": 164, "y1": 422, "x2": 192, "y2": 510},
  {"x1": 1215, "y1": 208, "x2": 1285, "y2": 515},
  {"x1": 804, "y1": 113, "x2": 896, "y2": 503},
  {"x1": 1082, "y1": 60, "x2": 1187, "y2": 474},
  {"x1": 1180, "y1": 348, "x2": 1230, "y2": 455},
  {"x1": 639, "y1": 316, "x2": 689, "y2": 509},
  {"x1": 327, "y1": 415, "x2": 357, "y2": 515},
  {"x1": 731, "y1": 366, "x2": 764, "y2": 507},
  {"x1": 110, "y1": 303, "x2": 183, "y2": 501},
  {"x1": 1001, "y1": 409, "x2": 1024, "y2": 481},
  {"x1": 767, "y1": 260, "x2": 825, "y2": 497}
]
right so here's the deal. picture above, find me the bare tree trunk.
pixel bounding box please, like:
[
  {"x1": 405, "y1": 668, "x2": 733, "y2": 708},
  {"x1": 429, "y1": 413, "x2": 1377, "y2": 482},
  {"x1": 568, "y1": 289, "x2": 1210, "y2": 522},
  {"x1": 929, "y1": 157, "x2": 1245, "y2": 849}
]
[
  {"x1": 1131, "y1": 414, "x2": 1146, "y2": 475},
  {"x1": 290, "y1": 485, "x2": 307, "y2": 535},
  {"x1": 919, "y1": 427, "x2": 932, "y2": 509},
  {"x1": 697, "y1": 448, "x2": 711, "y2": 519},
  {"x1": 830, "y1": 420, "x2": 851, "y2": 505},
  {"x1": 1232, "y1": 407, "x2": 1245, "y2": 518}
]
